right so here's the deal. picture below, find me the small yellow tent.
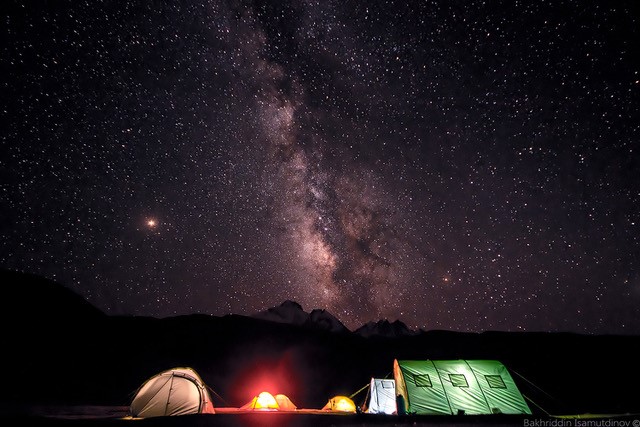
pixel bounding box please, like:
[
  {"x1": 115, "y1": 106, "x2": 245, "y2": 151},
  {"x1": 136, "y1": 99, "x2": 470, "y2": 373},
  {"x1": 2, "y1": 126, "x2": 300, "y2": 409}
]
[{"x1": 321, "y1": 395, "x2": 357, "y2": 413}]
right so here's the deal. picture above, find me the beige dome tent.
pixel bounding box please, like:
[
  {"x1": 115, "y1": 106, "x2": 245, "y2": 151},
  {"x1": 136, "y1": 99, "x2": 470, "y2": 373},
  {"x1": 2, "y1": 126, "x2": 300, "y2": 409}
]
[{"x1": 130, "y1": 367, "x2": 215, "y2": 418}]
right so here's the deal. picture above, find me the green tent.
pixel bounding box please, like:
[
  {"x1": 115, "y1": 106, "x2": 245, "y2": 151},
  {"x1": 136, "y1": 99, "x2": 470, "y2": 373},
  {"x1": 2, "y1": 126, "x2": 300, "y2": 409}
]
[{"x1": 393, "y1": 359, "x2": 531, "y2": 415}]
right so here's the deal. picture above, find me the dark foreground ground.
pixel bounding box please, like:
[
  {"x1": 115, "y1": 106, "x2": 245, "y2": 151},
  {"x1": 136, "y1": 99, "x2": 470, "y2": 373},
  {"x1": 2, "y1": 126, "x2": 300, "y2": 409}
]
[{"x1": 2, "y1": 406, "x2": 640, "y2": 427}]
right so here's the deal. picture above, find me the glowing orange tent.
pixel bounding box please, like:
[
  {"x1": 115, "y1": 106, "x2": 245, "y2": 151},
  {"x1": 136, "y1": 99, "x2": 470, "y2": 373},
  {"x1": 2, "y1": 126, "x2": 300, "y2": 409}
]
[
  {"x1": 321, "y1": 395, "x2": 357, "y2": 413},
  {"x1": 241, "y1": 391, "x2": 298, "y2": 411},
  {"x1": 241, "y1": 391, "x2": 279, "y2": 410}
]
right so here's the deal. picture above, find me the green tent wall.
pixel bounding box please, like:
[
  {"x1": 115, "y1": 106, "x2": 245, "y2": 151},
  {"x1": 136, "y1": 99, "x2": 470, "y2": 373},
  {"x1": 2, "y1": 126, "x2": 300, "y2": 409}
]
[{"x1": 393, "y1": 359, "x2": 531, "y2": 415}]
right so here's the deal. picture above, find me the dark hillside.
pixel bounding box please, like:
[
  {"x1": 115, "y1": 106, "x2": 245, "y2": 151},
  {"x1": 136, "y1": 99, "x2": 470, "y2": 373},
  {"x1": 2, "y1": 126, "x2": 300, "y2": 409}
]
[{"x1": 2, "y1": 270, "x2": 639, "y2": 416}]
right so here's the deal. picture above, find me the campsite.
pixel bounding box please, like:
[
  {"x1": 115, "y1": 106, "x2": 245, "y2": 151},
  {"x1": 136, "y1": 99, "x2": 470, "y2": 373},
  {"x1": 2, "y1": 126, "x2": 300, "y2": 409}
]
[
  {"x1": 4, "y1": 0, "x2": 640, "y2": 424},
  {"x1": 2, "y1": 269, "x2": 640, "y2": 426}
]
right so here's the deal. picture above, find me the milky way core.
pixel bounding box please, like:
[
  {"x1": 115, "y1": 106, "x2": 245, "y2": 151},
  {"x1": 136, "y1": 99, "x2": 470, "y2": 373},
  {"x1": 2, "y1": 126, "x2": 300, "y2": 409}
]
[{"x1": 2, "y1": 0, "x2": 639, "y2": 333}]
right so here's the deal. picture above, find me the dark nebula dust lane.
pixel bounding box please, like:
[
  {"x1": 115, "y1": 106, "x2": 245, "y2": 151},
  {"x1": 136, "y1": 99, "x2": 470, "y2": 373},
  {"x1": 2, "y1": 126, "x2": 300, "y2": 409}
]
[{"x1": 2, "y1": 0, "x2": 640, "y2": 333}]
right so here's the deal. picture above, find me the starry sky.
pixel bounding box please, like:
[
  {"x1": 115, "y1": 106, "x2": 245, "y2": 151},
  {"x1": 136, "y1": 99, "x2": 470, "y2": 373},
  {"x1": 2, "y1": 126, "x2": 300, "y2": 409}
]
[{"x1": 2, "y1": 0, "x2": 640, "y2": 334}]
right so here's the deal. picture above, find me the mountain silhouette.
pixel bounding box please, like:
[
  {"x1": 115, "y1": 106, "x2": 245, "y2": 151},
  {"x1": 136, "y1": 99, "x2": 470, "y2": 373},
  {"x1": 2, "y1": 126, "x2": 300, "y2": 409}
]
[
  {"x1": 1, "y1": 269, "x2": 105, "y2": 322},
  {"x1": 2, "y1": 269, "x2": 639, "y2": 418},
  {"x1": 253, "y1": 300, "x2": 349, "y2": 333}
]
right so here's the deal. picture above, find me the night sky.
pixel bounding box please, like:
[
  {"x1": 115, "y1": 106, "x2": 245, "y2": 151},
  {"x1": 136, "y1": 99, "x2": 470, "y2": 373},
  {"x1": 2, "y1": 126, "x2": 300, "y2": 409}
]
[{"x1": 3, "y1": 0, "x2": 639, "y2": 334}]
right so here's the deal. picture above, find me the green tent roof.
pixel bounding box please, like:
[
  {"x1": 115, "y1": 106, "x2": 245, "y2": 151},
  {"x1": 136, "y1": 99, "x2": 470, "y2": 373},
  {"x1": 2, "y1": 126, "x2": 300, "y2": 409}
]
[{"x1": 393, "y1": 359, "x2": 531, "y2": 415}]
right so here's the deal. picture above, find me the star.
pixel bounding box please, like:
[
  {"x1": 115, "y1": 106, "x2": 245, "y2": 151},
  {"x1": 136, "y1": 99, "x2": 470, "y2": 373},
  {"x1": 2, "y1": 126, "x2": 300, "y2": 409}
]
[{"x1": 2, "y1": 0, "x2": 638, "y2": 334}]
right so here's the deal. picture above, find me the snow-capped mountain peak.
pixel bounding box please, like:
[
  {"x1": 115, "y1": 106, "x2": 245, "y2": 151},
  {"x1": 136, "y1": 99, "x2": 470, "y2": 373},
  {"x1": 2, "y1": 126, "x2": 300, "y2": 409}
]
[
  {"x1": 253, "y1": 301, "x2": 349, "y2": 333},
  {"x1": 253, "y1": 300, "x2": 309, "y2": 325},
  {"x1": 253, "y1": 301, "x2": 416, "y2": 336}
]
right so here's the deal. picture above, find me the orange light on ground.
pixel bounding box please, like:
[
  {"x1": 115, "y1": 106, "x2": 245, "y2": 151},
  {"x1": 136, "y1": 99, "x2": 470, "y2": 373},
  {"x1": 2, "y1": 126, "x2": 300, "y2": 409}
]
[{"x1": 228, "y1": 353, "x2": 299, "y2": 405}]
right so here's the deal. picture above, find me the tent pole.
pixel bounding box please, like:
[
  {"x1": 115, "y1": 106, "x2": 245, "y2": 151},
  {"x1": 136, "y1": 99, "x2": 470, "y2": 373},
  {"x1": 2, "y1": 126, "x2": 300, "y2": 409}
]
[{"x1": 165, "y1": 375, "x2": 175, "y2": 416}]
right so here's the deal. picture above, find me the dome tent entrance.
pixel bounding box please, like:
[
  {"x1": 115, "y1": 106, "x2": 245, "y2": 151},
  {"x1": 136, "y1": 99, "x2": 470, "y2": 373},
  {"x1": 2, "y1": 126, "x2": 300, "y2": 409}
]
[
  {"x1": 130, "y1": 367, "x2": 215, "y2": 418},
  {"x1": 394, "y1": 359, "x2": 531, "y2": 415}
]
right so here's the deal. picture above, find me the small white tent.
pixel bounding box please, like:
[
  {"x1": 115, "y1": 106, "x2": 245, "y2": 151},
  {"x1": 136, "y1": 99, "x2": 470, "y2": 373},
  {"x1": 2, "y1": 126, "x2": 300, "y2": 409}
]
[
  {"x1": 130, "y1": 367, "x2": 215, "y2": 418},
  {"x1": 367, "y1": 378, "x2": 397, "y2": 414}
]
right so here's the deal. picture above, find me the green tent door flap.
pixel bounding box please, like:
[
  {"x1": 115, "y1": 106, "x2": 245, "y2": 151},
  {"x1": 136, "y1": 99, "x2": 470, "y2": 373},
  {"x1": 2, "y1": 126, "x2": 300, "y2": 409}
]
[{"x1": 393, "y1": 359, "x2": 531, "y2": 415}]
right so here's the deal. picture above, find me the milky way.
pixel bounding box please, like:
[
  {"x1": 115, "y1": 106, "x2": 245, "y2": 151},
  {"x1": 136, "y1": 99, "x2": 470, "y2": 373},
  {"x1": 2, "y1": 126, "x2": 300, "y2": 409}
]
[{"x1": 2, "y1": 0, "x2": 640, "y2": 333}]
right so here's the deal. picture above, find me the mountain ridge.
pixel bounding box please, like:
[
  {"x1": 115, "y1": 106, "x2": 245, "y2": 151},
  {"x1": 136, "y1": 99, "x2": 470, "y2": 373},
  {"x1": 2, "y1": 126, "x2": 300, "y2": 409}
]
[
  {"x1": 0, "y1": 269, "x2": 417, "y2": 336},
  {"x1": 252, "y1": 300, "x2": 418, "y2": 337},
  {"x1": 1, "y1": 268, "x2": 105, "y2": 322},
  {"x1": 2, "y1": 269, "x2": 640, "y2": 415}
]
